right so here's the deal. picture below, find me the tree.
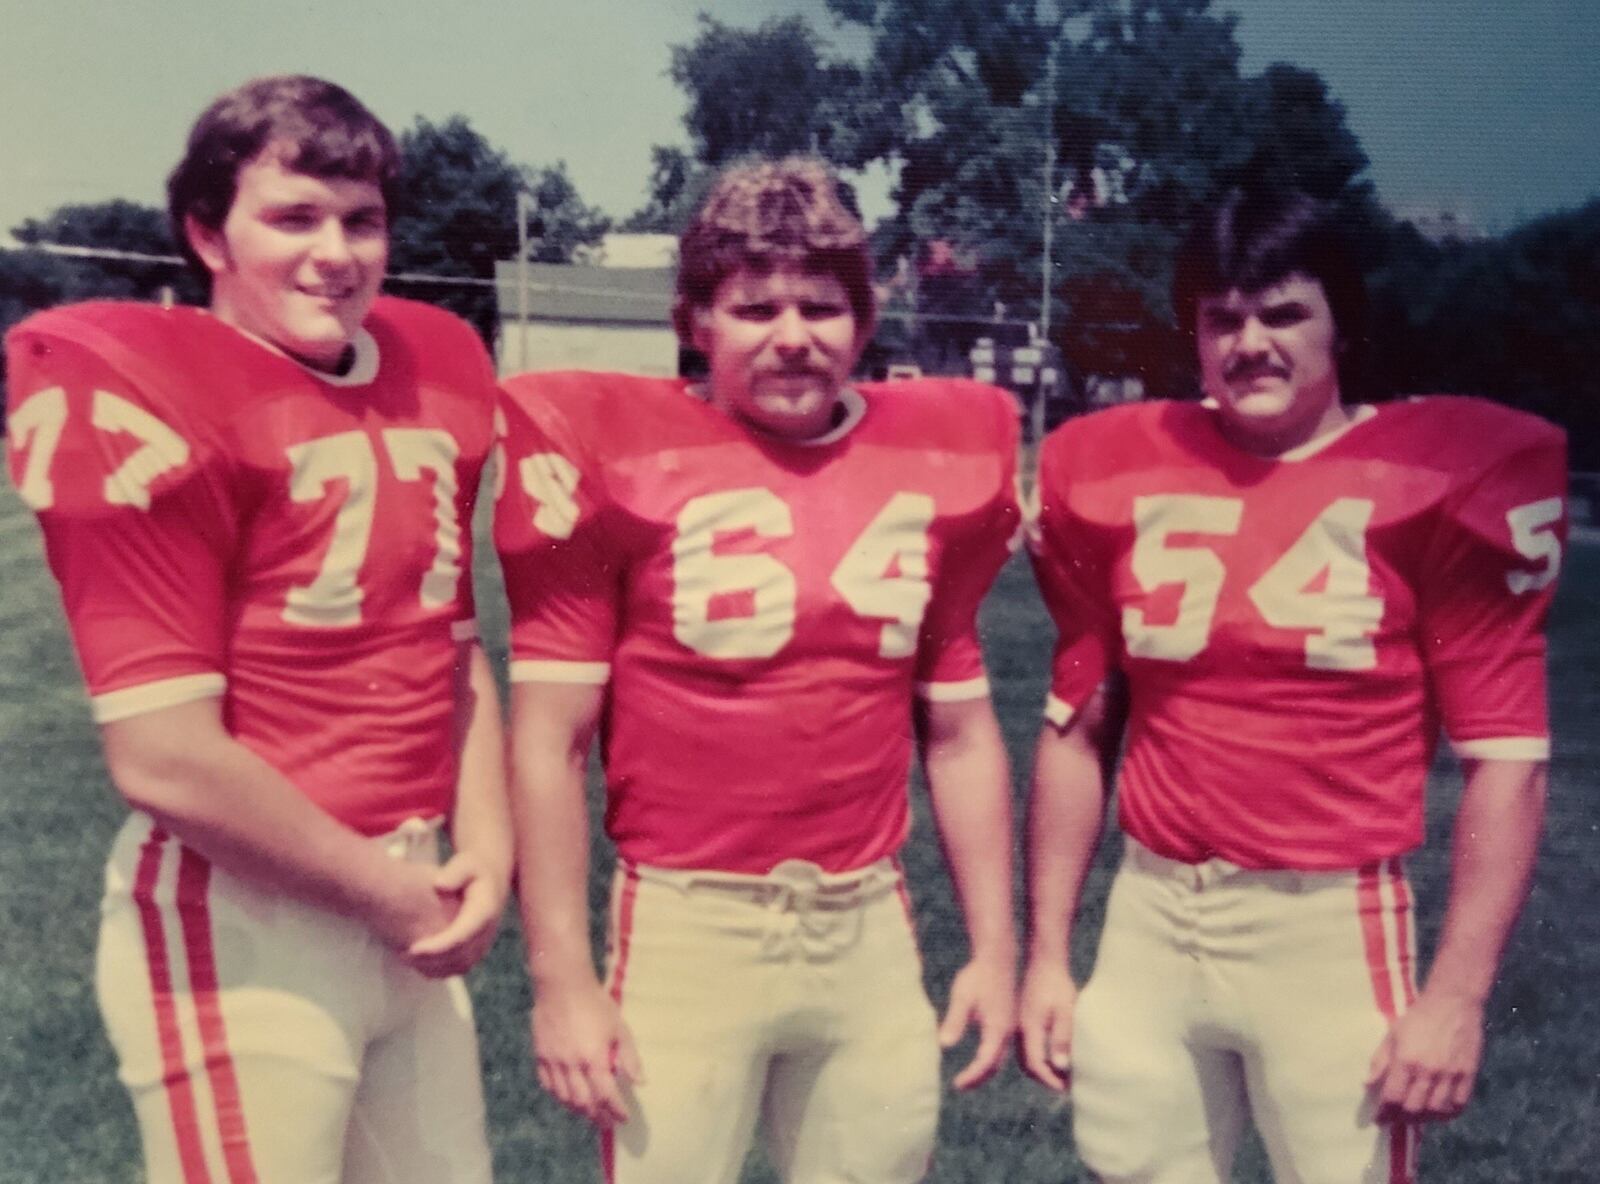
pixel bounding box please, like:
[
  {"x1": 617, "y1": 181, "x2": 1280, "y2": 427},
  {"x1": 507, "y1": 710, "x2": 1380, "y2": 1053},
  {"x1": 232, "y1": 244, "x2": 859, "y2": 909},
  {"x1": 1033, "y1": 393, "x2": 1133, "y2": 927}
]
[
  {"x1": 823, "y1": 0, "x2": 1373, "y2": 388},
  {"x1": 627, "y1": 13, "x2": 899, "y2": 234},
  {"x1": 522, "y1": 162, "x2": 611, "y2": 264},
  {"x1": 388, "y1": 116, "x2": 609, "y2": 344},
  {"x1": 9, "y1": 199, "x2": 197, "y2": 301},
  {"x1": 1366, "y1": 200, "x2": 1600, "y2": 466},
  {"x1": 3, "y1": 199, "x2": 199, "y2": 359},
  {"x1": 621, "y1": 146, "x2": 708, "y2": 235},
  {"x1": 670, "y1": 15, "x2": 892, "y2": 169}
]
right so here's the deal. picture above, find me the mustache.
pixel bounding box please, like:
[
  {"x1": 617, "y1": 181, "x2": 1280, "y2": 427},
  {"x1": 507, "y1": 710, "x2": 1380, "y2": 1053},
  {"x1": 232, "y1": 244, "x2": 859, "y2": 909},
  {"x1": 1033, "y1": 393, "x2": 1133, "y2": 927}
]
[{"x1": 1224, "y1": 359, "x2": 1288, "y2": 383}]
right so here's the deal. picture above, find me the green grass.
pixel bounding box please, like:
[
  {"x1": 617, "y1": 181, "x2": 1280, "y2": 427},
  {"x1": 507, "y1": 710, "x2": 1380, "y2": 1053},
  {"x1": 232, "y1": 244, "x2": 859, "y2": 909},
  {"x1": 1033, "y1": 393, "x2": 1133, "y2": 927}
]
[{"x1": 1, "y1": 483, "x2": 1597, "y2": 1183}]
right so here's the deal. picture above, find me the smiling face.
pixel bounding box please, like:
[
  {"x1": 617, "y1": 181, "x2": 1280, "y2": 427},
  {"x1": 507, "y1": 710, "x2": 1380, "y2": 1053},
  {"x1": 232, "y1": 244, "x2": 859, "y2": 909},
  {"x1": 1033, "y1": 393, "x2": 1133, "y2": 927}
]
[
  {"x1": 1195, "y1": 272, "x2": 1349, "y2": 455},
  {"x1": 188, "y1": 150, "x2": 388, "y2": 370},
  {"x1": 692, "y1": 263, "x2": 867, "y2": 441}
]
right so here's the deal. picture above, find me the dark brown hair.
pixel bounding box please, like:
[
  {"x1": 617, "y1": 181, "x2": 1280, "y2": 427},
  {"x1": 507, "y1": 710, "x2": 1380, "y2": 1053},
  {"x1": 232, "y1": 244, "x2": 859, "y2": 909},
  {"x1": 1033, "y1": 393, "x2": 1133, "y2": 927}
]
[
  {"x1": 1172, "y1": 183, "x2": 1368, "y2": 378},
  {"x1": 167, "y1": 75, "x2": 400, "y2": 276}
]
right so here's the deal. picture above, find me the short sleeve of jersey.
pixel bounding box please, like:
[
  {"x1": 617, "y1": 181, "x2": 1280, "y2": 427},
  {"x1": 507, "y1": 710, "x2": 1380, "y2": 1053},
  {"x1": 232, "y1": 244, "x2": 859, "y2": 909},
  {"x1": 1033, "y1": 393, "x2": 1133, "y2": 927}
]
[
  {"x1": 5, "y1": 325, "x2": 235, "y2": 721},
  {"x1": 912, "y1": 385, "x2": 1022, "y2": 701},
  {"x1": 1419, "y1": 418, "x2": 1566, "y2": 759},
  {"x1": 494, "y1": 374, "x2": 620, "y2": 685},
  {"x1": 1028, "y1": 422, "x2": 1120, "y2": 727},
  {"x1": 448, "y1": 318, "x2": 502, "y2": 635}
]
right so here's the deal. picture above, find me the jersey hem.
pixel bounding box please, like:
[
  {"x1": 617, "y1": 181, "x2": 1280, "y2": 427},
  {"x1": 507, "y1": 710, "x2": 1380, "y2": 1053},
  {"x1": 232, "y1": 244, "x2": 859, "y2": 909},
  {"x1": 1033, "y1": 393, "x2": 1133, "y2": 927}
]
[
  {"x1": 91, "y1": 673, "x2": 227, "y2": 723},
  {"x1": 915, "y1": 675, "x2": 991, "y2": 702},
  {"x1": 1450, "y1": 735, "x2": 1550, "y2": 760},
  {"x1": 1043, "y1": 693, "x2": 1075, "y2": 727},
  {"x1": 509, "y1": 658, "x2": 611, "y2": 684}
]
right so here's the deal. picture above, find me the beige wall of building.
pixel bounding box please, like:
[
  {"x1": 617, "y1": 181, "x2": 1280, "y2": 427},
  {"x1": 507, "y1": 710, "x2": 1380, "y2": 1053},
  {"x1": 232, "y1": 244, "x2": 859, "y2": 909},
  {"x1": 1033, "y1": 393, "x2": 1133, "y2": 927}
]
[{"x1": 497, "y1": 320, "x2": 679, "y2": 379}]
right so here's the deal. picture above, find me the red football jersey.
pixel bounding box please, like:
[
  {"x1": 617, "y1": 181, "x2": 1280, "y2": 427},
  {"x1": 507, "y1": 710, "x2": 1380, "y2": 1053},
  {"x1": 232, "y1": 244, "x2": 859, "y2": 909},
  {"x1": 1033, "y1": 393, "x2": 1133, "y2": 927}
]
[
  {"x1": 5, "y1": 298, "x2": 496, "y2": 834},
  {"x1": 1031, "y1": 398, "x2": 1565, "y2": 870},
  {"x1": 495, "y1": 372, "x2": 1020, "y2": 873}
]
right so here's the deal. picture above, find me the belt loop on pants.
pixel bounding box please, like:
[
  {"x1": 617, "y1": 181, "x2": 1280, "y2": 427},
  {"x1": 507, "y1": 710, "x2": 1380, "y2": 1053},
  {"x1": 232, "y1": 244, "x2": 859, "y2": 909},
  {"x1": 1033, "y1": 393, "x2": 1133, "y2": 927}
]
[
  {"x1": 627, "y1": 858, "x2": 903, "y2": 961},
  {"x1": 631, "y1": 858, "x2": 902, "y2": 913},
  {"x1": 381, "y1": 816, "x2": 444, "y2": 864},
  {"x1": 1122, "y1": 836, "x2": 1374, "y2": 895}
]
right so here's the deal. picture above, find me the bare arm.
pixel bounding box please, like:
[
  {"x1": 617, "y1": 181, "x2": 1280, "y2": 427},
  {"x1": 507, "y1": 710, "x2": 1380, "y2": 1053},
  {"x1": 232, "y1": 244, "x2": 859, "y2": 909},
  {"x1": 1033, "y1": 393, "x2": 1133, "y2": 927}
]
[
  {"x1": 916, "y1": 694, "x2": 1018, "y2": 1090},
  {"x1": 509, "y1": 679, "x2": 638, "y2": 1126},
  {"x1": 1368, "y1": 757, "x2": 1546, "y2": 1122},
  {"x1": 100, "y1": 697, "x2": 453, "y2": 952},
  {"x1": 1017, "y1": 681, "x2": 1121, "y2": 1091},
  {"x1": 408, "y1": 640, "x2": 513, "y2": 976}
]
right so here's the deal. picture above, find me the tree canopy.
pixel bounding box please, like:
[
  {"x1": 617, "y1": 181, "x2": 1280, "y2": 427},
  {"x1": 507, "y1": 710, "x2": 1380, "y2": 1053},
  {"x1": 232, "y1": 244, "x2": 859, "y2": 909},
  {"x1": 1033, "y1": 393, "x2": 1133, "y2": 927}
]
[
  {"x1": 627, "y1": 15, "x2": 896, "y2": 234},
  {"x1": 1367, "y1": 199, "x2": 1600, "y2": 466},
  {"x1": 2, "y1": 119, "x2": 609, "y2": 354},
  {"x1": 387, "y1": 116, "x2": 608, "y2": 343},
  {"x1": 3, "y1": 200, "x2": 199, "y2": 365},
  {"x1": 646, "y1": 0, "x2": 1377, "y2": 391}
]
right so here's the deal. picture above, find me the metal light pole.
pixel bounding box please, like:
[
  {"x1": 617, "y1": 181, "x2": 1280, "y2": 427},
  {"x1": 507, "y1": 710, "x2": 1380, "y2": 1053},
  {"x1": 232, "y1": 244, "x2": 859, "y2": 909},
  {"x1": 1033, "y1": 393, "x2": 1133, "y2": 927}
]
[
  {"x1": 516, "y1": 190, "x2": 535, "y2": 372},
  {"x1": 1040, "y1": 38, "x2": 1058, "y2": 347},
  {"x1": 1034, "y1": 33, "x2": 1062, "y2": 445}
]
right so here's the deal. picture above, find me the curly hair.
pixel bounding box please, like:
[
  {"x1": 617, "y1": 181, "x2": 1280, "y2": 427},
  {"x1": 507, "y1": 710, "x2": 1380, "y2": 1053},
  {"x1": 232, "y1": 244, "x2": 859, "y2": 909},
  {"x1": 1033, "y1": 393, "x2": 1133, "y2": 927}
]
[{"x1": 674, "y1": 156, "x2": 875, "y2": 341}]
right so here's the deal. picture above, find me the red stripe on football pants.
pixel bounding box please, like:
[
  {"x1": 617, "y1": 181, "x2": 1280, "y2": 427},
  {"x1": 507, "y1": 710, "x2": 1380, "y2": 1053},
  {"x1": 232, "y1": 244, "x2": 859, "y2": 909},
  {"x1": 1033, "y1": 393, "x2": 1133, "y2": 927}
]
[
  {"x1": 600, "y1": 864, "x2": 643, "y2": 1184},
  {"x1": 175, "y1": 849, "x2": 260, "y2": 1184},
  {"x1": 1358, "y1": 861, "x2": 1419, "y2": 1184},
  {"x1": 131, "y1": 828, "x2": 214, "y2": 1184}
]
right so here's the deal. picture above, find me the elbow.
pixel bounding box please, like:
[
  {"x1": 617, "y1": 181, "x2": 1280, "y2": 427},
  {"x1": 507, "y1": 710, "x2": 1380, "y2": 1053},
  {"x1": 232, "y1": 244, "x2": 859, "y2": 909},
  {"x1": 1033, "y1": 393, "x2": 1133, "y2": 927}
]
[
  {"x1": 104, "y1": 746, "x2": 198, "y2": 820},
  {"x1": 100, "y1": 721, "x2": 227, "y2": 823}
]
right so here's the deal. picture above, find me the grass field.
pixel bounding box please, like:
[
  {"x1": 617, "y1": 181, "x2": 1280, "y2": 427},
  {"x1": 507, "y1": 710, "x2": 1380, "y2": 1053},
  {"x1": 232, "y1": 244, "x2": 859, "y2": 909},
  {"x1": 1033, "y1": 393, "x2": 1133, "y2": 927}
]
[{"x1": 1, "y1": 479, "x2": 1596, "y2": 1183}]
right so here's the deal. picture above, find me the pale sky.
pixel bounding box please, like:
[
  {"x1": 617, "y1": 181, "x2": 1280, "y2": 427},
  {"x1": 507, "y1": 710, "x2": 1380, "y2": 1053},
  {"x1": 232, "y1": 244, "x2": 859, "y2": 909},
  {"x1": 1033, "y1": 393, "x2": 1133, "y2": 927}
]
[{"x1": 2, "y1": 0, "x2": 1597, "y2": 242}]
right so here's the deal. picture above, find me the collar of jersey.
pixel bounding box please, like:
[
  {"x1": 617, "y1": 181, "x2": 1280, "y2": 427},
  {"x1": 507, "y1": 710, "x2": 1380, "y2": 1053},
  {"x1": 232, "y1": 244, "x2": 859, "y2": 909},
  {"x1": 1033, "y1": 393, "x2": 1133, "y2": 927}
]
[
  {"x1": 686, "y1": 384, "x2": 867, "y2": 447},
  {"x1": 1200, "y1": 399, "x2": 1377, "y2": 462},
  {"x1": 209, "y1": 314, "x2": 381, "y2": 386}
]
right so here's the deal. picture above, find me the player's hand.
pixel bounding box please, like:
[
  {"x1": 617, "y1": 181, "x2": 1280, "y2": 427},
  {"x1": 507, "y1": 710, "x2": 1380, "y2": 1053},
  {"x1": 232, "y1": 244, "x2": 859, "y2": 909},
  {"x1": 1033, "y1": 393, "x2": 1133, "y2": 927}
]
[
  {"x1": 405, "y1": 851, "x2": 509, "y2": 978},
  {"x1": 1366, "y1": 988, "x2": 1485, "y2": 1123},
  {"x1": 1017, "y1": 956, "x2": 1078, "y2": 1092},
  {"x1": 366, "y1": 862, "x2": 461, "y2": 954},
  {"x1": 532, "y1": 977, "x2": 644, "y2": 1127},
  {"x1": 938, "y1": 953, "x2": 1017, "y2": 1090}
]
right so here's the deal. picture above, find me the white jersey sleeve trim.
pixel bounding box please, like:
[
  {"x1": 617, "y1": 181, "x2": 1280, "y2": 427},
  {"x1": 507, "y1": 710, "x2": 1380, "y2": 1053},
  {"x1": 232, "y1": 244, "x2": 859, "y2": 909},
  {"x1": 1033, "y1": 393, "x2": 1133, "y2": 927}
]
[
  {"x1": 1043, "y1": 693, "x2": 1076, "y2": 727},
  {"x1": 915, "y1": 675, "x2": 991, "y2": 702},
  {"x1": 91, "y1": 673, "x2": 227, "y2": 723},
  {"x1": 510, "y1": 659, "x2": 612, "y2": 685},
  {"x1": 450, "y1": 619, "x2": 479, "y2": 641},
  {"x1": 1451, "y1": 735, "x2": 1550, "y2": 761}
]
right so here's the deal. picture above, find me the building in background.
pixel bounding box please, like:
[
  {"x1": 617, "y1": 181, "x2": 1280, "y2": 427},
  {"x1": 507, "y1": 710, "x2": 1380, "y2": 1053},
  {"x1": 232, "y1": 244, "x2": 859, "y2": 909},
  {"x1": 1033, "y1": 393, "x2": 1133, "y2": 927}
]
[{"x1": 496, "y1": 233, "x2": 677, "y2": 377}]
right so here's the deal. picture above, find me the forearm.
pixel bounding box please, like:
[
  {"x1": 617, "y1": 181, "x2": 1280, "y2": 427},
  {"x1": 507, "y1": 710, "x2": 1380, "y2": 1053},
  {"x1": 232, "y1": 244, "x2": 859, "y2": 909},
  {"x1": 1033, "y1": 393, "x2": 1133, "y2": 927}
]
[
  {"x1": 1026, "y1": 704, "x2": 1112, "y2": 964},
  {"x1": 1422, "y1": 758, "x2": 1547, "y2": 1004},
  {"x1": 448, "y1": 641, "x2": 513, "y2": 884},
  {"x1": 101, "y1": 701, "x2": 429, "y2": 932},
  {"x1": 919, "y1": 698, "x2": 1017, "y2": 962},
  {"x1": 510, "y1": 683, "x2": 604, "y2": 989}
]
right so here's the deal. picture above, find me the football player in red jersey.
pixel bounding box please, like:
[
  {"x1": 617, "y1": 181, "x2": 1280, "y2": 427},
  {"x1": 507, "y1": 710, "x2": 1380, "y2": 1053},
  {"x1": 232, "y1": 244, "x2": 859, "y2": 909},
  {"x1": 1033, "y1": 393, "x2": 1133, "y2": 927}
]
[
  {"x1": 496, "y1": 157, "x2": 1020, "y2": 1183},
  {"x1": 1017, "y1": 184, "x2": 1564, "y2": 1183},
  {"x1": 4, "y1": 77, "x2": 508, "y2": 1183}
]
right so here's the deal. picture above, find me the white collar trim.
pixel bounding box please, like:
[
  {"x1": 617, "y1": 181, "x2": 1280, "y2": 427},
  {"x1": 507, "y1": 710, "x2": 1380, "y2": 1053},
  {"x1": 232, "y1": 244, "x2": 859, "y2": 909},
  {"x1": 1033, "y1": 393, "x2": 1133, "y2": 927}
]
[
  {"x1": 213, "y1": 314, "x2": 381, "y2": 386},
  {"x1": 291, "y1": 328, "x2": 379, "y2": 386},
  {"x1": 800, "y1": 387, "x2": 866, "y2": 446},
  {"x1": 1200, "y1": 399, "x2": 1376, "y2": 462},
  {"x1": 686, "y1": 385, "x2": 867, "y2": 446}
]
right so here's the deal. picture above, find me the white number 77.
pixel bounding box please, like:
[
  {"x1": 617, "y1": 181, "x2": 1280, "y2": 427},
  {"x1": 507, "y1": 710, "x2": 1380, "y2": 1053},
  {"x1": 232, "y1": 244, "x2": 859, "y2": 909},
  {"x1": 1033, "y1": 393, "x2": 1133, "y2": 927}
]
[{"x1": 7, "y1": 387, "x2": 189, "y2": 512}]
